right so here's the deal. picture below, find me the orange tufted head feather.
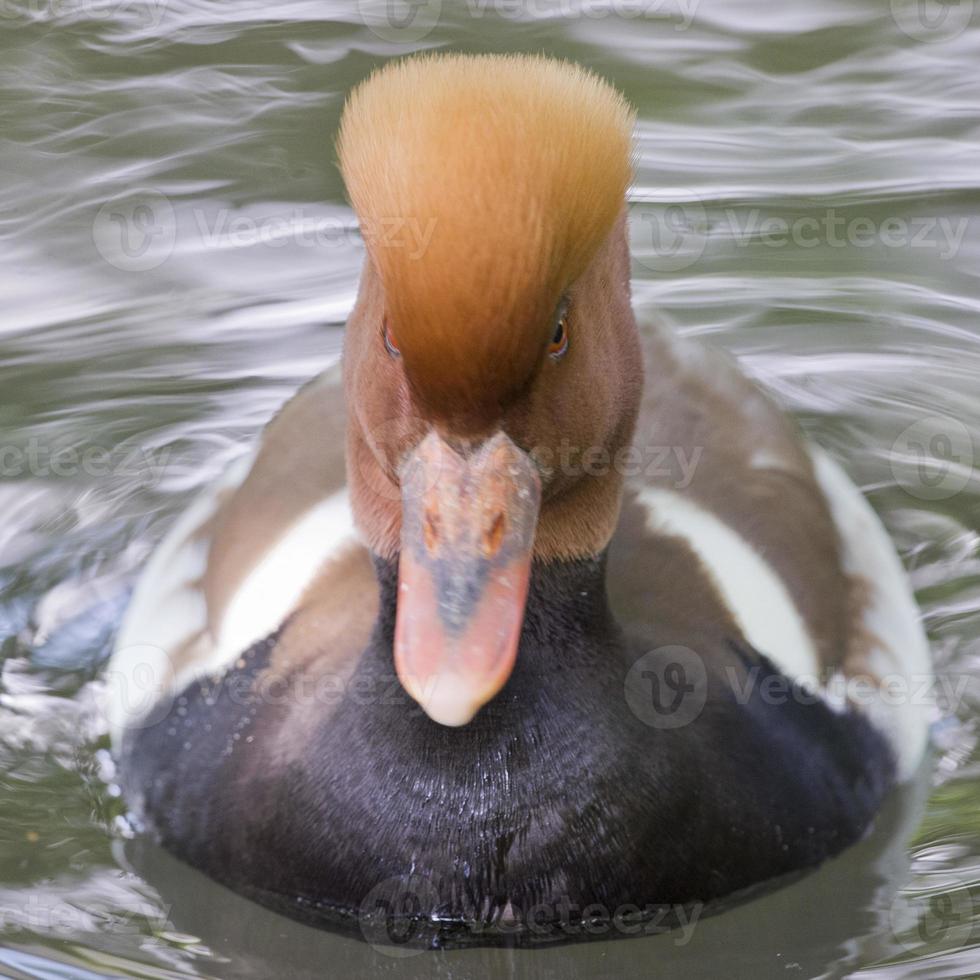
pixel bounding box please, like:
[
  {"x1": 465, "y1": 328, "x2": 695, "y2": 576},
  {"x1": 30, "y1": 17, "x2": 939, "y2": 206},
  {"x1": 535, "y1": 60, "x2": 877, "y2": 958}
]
[{"x1": 337, "y1": 53, "x2": 635, "y2": 431}]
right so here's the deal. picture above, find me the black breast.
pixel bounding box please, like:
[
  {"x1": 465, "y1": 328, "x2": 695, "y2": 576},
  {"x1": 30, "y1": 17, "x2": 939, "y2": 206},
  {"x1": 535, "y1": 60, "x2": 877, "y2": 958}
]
[{"x1": 121, "y1": 555, "x2": 895, "y2": 948}]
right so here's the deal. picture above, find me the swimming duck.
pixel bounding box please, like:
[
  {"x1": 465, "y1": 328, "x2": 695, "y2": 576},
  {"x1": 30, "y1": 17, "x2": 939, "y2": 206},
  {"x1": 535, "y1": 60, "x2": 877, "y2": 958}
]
[{"x1": 107, "y1": 54, "x2": 932, "y2": 947}]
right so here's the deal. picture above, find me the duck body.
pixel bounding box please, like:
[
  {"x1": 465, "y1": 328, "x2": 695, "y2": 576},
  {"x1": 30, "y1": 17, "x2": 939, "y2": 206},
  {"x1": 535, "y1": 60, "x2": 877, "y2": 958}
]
[
  {"x1": 108, "y1": 54, "x2": 931, "y2": 947},
  {"x1": 121, "y1": 548, "x2": 893, "y2": 945}
]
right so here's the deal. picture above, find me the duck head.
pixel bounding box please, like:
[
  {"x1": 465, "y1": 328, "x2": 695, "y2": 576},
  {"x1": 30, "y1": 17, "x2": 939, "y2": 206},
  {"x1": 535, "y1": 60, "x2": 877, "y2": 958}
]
[{"x1": 338, "y1": 54, "x2": 642, "y2": 726}]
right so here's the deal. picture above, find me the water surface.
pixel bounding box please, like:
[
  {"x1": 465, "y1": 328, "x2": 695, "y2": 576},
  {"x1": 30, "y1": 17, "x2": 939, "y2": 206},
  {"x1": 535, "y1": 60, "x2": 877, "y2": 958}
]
[{"x1": 1, "y1": 1, "x2": 979, "y2": 977}]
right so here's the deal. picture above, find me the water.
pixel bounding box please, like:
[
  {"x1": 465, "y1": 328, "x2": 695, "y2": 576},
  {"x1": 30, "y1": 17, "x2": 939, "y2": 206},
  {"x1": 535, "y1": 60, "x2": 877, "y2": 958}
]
[{"x1": 1, "y1": 1, "x2": 979, "y2": 976}]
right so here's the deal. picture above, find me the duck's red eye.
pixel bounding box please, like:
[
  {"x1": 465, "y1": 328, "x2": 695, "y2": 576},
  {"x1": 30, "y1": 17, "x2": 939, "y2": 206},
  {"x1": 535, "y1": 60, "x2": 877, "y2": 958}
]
[
  {"x1": 383, "y1": 318, "x2": 400, "y2": 357},
  {"x1": 548, "y1": 313, "x2": 569, "y2": 358}
]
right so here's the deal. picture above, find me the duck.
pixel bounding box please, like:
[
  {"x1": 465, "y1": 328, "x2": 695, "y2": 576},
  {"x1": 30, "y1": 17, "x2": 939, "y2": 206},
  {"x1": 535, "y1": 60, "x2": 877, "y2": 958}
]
[{"x1": 105, "y1": 53, "x2": 933, "y2": 948}]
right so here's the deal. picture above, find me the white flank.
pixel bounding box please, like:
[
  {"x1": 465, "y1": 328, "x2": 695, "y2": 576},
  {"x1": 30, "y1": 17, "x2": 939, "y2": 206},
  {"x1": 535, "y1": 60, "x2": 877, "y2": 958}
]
[
  {"x1": 637, "y1": 454, "x2": 932, "y2": 782},
  {"x1": 636, "y1": 486, "x2": 821, "y2": 679},
  {"x1": 105, "y1": 448, "x2": 357, "y2": 746},
  {"x1": 205, "y1": 490, "x2": 357, "y2": 678},
  {"x1": 106, "y1": 454, "x2": 254, "y2": 745},
  {"x1": 810, "y1": 450, "x2": 932, "y2": 780}
]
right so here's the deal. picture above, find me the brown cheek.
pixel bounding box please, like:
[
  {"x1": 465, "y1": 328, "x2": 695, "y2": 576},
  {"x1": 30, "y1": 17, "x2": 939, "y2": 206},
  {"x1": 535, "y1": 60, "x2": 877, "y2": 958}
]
[
  {"x1": 504, "y1": 329, "x2": 613, "y2": 499},
  {"x1": 359, "y1": 356, "x2": 424, "y2": 482},
  {"x1": 346, "y1": 281, "x2": 425, "y2": 498},
  {"x1": 347, "y1": 357, "x2": 426, "y2": 559}
]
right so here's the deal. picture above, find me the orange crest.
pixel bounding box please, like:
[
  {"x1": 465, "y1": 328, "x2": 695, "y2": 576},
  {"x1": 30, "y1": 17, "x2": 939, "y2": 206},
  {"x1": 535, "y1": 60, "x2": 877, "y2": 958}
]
[{"x1": 338, "y1": 54, "x2": 635, "y2": 429}]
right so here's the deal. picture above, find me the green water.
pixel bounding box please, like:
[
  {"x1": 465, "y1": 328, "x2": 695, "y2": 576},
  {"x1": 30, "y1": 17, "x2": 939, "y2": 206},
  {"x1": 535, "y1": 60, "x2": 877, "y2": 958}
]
[{"x1": 1, "y1": 1, "x2": 979, "y2": 977}]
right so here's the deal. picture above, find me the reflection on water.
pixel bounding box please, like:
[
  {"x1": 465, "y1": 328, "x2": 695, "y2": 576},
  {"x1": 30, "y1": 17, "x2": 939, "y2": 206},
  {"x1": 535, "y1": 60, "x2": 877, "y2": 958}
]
[{"x1": 1, "y1": 1, "x2": 979, "y2": 977}]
